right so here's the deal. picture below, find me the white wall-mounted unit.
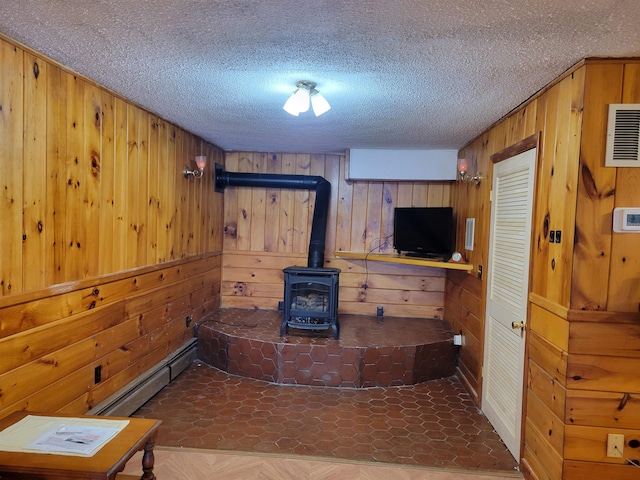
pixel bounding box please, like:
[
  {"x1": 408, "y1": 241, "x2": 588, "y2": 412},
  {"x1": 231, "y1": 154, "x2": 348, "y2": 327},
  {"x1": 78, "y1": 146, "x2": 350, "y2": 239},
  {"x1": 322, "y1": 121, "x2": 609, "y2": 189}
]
[
  {"x1": 347, "y1": 149, "x2": 458, "y2": 181},
  {"x1": 606, "y1": 104, "x2": 640, "y2": 167}
]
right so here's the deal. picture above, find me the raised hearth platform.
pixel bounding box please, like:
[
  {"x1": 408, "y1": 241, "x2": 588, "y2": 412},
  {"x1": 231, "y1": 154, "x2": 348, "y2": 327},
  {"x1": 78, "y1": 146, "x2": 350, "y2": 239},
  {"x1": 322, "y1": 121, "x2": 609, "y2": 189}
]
[{"x1": 197, "y1": 309, "x2": 458, "y2": 388}]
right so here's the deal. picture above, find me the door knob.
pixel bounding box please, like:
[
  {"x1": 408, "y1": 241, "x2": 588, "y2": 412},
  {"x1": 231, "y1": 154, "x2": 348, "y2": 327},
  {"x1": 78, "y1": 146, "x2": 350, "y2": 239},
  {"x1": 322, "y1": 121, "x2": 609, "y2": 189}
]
[{"x1": 511, "y1": 321, "x2": 526, "y2": 330}]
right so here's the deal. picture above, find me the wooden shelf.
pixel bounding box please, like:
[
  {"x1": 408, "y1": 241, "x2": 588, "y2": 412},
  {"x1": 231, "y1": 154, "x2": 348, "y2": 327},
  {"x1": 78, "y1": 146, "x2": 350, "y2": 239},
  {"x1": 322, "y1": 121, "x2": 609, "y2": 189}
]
[{"x1": 334, "y1": 251, "x2": 473, "y2": 271}]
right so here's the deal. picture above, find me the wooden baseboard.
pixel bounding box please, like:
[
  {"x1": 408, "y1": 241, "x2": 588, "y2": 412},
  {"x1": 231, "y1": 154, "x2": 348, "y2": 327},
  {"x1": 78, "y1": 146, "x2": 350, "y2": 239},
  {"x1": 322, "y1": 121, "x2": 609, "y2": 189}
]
[{"x1": 455, "y1": 366, "x2": 479, "y2": 406}]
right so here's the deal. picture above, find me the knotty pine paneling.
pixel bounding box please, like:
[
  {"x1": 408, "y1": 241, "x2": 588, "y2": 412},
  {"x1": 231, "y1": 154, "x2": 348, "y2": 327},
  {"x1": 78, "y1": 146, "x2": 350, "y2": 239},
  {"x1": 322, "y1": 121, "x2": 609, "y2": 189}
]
[
  {"x1": 221, "y1": 152, "x2": 452, "y2": 317},
  {"x1": 567, "y1": 354, "x2": 640, "y2": 394},
  {"x1": 0, "y1": 33, "x2": 224, "y2": 296},
  {"x1": 564, "y1": 425, "x2": 640, "y2": 464},
  {"x1": 566, "y1": 390, "x2": 640, "y2": 430},
  {"x1": 223, "y1": 152, "x2": 451, "y2": 256},
  {"x1": 523, "y1": 419, "x2": 564, "y2": 480},
  {"x1": 23, "y1": 53, "x2": 47, "y2": 292},
  {"x1": 520, "y1": 454, "x2": 547, "y2": 480},
  {"x1": 572, "y1": 63, "x2": 622, "y2": 311},
  {"x1": 533, "y1": 70, "x2": 583, "y2": 307},
  {"x1": 444, "y1": 269, "x2": 483, "y2": 401},
  {"x1": 526, "y1": 308, "x2": 568, "y2": 480},
  {"x1": 529, "y1": 331, "x2": 568, "y2": 389},
  {"x1": 0, "y1": 32, "x2": 224, "y2": 418},
  {"x1": 568, "y1": 321, "x2": 640, "y2": 358},
  {"x1": 528, "y1": 361, "x2": 566, "y2": 421},
  {"x1": 563, "y1": 461, "x2": 640, "y2": 480},
  {"x1": 572, "y1": 60, "x2": 640, "y2": 312},
  {"x1": 0, "y1": 255, "x2": 221, "y2": 417},
  {"x1": 608, "y1": 63, "x2": 640, "y2": 312},
  {"x1": 448, "y1": 58, "x2": 640, "y2": 479},
  {"x1": 222, "y1": 251, "x2": 447, "y2": 318},
  {"x1": 0, "y1": 41, "x2": 24, "y2": 296},
  {"x1": 447, "y1": 68, "x2": 582, "y2": 402},
  {"x1": 527, "y1": 390, "x2": 564, "y2": 459}
]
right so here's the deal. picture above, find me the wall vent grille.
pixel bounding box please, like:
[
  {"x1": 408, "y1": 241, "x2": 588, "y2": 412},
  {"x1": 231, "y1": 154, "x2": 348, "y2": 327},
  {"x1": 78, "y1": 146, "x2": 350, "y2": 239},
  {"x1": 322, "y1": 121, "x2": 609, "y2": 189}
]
[{"x1": 606, "y1": 104, "x2": 640, "y2": 167}]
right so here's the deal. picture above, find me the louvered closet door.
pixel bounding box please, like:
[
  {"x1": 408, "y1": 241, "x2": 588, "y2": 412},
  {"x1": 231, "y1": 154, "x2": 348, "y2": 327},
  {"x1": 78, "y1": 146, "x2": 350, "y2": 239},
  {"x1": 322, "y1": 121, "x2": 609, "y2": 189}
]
[{"x1": 482, "y1": 147, "x2": 536, "y2": 461}]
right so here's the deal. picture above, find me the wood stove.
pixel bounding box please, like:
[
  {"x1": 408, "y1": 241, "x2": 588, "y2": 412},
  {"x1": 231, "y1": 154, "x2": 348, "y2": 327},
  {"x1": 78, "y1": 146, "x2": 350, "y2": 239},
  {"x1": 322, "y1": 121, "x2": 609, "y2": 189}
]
[
  {"x1": 281, "y1": 266, "x2": 340, "y2": 339},
  {"x1": 214, "y1": 165, "x2": 338, "y2": 339}
]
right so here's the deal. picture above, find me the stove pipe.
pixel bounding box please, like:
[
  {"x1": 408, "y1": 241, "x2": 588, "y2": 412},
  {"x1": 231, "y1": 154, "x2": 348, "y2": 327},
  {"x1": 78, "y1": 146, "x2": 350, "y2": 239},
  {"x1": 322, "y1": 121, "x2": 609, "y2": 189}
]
[{"x1": 214, "y1": 163, "x2": 331, "y2": 268}]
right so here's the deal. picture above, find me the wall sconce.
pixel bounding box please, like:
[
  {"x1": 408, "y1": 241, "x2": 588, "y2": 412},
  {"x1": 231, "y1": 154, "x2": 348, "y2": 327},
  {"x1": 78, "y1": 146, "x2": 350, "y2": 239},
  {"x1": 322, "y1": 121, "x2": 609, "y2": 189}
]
[
  {"x1": 184, "y1": 155, "x2": 207, "y2": 179},
  {"x1": 457, "y1": 158, "x2": 481, "y2": 185}
]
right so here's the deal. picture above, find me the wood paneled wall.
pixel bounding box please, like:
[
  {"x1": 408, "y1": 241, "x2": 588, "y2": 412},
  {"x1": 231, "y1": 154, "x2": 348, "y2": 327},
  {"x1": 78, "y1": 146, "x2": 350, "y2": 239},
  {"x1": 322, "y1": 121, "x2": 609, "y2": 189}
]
[
  {"x1": 572, "y1": 62, "x2": 640, "y2": 312},
  {"x1": 446, "y1": 66, "x2": 582, "y2": 403},
  {"x1": 0, "y1": 35, "x2": 224, "y2": 296},
  {"x1": 221, "y1": 152, "x2": 452, "y2": 318},
  {"x1": 0, "y1": 256, "x2": 221, "y2": 417},
  {"x1": 447, "y1": 59, "x2": 640, "y2": 480},
  {"x1": 0, "y1": 34, "x2": 223, "y2": 416},
  {"x1": 559, "y1": 60, "x2": 640, "y2": 480}
]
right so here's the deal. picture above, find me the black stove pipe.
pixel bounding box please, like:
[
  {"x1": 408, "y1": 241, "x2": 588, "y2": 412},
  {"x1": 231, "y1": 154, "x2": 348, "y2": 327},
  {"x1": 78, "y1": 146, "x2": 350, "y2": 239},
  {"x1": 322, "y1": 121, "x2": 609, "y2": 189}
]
[{"x1": 214, "y1": 163, "x2": 331, "y2": 269}]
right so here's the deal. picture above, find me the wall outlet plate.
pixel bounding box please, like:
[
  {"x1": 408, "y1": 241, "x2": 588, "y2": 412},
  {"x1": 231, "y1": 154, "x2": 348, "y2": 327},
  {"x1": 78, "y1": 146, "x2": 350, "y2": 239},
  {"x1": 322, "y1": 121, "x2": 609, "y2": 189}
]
[{"x1": 607, "y1": 433, "x2": 624, "y2": 458}]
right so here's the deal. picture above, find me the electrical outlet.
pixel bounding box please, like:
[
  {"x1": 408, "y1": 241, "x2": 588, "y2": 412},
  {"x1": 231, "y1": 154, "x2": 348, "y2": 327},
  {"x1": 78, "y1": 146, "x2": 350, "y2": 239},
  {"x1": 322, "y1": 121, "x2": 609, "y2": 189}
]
[{"x1": 607, "y1": 433, "x2": 624, "y2": 458}]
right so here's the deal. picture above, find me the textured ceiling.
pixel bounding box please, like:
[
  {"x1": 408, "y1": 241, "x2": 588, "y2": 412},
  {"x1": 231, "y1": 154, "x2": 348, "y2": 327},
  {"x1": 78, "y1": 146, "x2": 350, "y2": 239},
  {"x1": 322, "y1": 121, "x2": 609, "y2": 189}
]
[{"x1": 1, "y1": 1, "x2": 639, "y2": 154}]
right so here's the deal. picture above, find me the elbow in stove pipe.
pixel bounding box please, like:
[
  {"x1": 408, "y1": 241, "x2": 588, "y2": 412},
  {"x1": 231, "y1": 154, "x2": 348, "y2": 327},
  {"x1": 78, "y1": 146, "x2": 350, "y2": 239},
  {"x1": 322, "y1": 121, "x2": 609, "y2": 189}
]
[{"x1": 214, "y1": 163, "x2": 331, "y2": 268}]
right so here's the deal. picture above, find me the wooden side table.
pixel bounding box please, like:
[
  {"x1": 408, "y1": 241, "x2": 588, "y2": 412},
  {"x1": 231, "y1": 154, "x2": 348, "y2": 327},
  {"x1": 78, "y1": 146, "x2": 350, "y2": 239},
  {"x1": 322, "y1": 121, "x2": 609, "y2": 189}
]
[{"x1": 0, "y1": 411, "x2": 161, "y2": 479}]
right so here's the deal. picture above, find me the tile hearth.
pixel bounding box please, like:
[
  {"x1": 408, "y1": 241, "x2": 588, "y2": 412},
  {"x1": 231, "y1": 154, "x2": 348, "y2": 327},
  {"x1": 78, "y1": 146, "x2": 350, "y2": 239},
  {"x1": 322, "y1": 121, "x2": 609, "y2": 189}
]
[{"x1": 196, "y1": 309, "x2": 458, "y2": 388}]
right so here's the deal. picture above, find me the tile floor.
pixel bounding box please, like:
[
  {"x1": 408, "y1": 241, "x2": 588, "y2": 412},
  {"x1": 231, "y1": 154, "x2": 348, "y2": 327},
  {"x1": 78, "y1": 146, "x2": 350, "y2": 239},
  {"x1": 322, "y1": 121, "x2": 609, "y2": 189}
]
[{"x1": 133, "y1": 363, "x2": 519, "y2": 473}]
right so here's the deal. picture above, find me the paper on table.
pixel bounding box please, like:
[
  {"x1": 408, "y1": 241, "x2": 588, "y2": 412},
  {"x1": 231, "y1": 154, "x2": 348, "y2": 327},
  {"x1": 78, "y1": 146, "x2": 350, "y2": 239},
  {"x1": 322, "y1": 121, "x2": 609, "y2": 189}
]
[
  {"x1": 0, "y1": 415, "x2": 129, "y2": 457},
  {"x1": 27, "y1": 424, "x2": 122, "y2": 456}
]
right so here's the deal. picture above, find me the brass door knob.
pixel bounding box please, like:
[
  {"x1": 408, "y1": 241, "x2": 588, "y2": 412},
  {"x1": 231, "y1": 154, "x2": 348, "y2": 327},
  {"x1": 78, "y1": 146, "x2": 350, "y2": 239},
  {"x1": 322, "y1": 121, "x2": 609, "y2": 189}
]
[{"x1": 511, "y1": 321, "x2": 526, "y2": 330}]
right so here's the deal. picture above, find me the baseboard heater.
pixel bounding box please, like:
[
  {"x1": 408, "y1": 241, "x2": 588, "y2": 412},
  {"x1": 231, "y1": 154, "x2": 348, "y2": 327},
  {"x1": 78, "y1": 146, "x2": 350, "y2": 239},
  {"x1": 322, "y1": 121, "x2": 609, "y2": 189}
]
[{"x1": 87, "y1": 338, "x2": 197, "y2": 417}]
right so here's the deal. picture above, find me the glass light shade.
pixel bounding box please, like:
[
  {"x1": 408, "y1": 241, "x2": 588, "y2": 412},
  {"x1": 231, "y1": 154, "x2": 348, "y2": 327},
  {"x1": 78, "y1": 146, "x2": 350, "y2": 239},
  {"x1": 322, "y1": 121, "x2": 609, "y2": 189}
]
[
  {"x1": 283, "y1": 88, "x2": 310, "y2": 116},
  {"x1": 195, "y1": 155, "x2": 207, "y2": 170},
  {"x1": 457, "y1": 158, "x2": 468, "y2": 174},
  {"x1": 311, "y1": 93, "x2": 331, "y2": 116},
  {"x1": 291, "y1": 88, "x2": 310, "y2": 113},
  {"x1": 283, "y1": 89, "x2": 301, "y2": 116}
]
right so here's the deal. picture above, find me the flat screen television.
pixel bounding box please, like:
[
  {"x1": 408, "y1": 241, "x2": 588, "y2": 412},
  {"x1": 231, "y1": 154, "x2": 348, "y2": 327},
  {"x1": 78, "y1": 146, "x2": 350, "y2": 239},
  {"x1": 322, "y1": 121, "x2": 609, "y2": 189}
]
[{"x1": 393, "y1": 207, "x2": 454, "y2": 260}]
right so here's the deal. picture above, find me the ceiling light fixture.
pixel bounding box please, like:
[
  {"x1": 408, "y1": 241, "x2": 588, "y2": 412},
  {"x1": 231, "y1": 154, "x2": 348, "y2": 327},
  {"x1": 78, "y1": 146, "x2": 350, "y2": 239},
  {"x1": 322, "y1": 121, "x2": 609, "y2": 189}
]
[{"x1": 283, "y1": 80, "x2": 331, "y2": 117}]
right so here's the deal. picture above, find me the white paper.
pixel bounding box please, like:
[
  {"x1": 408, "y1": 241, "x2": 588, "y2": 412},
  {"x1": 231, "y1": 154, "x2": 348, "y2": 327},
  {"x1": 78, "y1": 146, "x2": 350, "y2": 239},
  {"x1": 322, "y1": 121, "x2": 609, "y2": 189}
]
[
  {"x1": 0, "y1": 415, "x2": 129, "y2": 457},
  {"x1": 27, "y1": 424, "x2": 122, "y2": 456}
]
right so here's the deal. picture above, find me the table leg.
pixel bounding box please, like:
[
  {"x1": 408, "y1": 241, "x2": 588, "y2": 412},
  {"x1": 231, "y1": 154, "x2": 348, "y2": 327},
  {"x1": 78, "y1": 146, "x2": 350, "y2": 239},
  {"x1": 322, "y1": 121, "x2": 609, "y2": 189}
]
[{"x1": 140, "y1": 435, "x2": 156, "y2": 480}]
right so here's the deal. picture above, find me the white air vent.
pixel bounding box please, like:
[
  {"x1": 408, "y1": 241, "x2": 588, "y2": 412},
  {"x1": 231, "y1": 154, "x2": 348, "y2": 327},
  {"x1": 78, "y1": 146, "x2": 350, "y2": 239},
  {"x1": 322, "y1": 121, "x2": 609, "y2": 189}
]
[{"x1": 606, "y1": 104, "x2": 640, "y2": 167}]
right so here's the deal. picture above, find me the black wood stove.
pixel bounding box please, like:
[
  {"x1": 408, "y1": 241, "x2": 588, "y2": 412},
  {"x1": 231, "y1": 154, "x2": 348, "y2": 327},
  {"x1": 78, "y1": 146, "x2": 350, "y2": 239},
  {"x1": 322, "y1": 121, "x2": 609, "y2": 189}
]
[
  {"x1": 281, "y1": 266, "x2": 340, "y2": 339},
  {"x1": 213, "y1": 164, "x2": 338, "y2": 339}
]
